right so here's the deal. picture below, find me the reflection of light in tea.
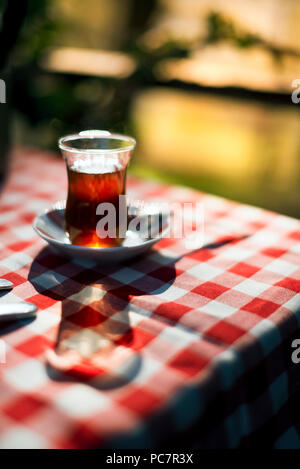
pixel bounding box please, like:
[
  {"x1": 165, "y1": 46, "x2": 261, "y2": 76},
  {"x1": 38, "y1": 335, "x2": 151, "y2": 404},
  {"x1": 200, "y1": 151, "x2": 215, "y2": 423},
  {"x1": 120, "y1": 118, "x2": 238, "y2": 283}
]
[{"x1": 71, "y1": 156, "x2": 123, "y2": 174}]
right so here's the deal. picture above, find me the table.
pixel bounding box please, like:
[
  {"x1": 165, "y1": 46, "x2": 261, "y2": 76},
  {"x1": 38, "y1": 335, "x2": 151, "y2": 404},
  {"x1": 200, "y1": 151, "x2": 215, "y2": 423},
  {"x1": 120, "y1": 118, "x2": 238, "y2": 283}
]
[{"x1": 0, "y1": 147, "x2": 300, "y2": 449}]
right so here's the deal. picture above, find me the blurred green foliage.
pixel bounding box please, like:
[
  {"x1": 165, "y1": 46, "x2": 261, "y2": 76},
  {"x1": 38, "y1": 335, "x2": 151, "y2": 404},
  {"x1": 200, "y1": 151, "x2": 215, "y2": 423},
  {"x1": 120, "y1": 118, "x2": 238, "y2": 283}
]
[
  {"x1": 6, "y1": 1, "x2": 297, "y2": 156},
  {"x1": 9, "y1": 0, "x2": 159, "y2": 150},
  {"x1": 13, "y1": 0, "x2": 62, "y2": 63},
  {"x1": 205, "y1": 12, "x2": 288, "y2": 61}
]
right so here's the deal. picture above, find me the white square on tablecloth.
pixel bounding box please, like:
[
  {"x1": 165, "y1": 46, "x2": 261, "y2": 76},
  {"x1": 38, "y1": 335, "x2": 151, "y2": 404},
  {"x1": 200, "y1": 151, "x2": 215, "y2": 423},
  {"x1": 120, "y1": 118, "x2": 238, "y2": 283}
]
[
  {"x1": 4, "y1": 359, "x2": 49, "y2": 391},
  {"x1": 150, "y1": 249, "x2": 179, "y2": 264},
  {"x1": 110, "y1": 267, "x2": 145, "y2": 284},
  {"x1": 25, "y1": 200, "x2": 50, "y2": 212},
  {"x1": 250, "y1": 319, "x2": 281, "y2": 354},
  {"x1": 231, "y1": 205, "x2": 263, "y2": 221},
  {"x1": 0, "y1": 252, "x2": 33, "y2": 271},
  {"x1": 290, "y1": 243, "x2": 300, "y2": 255},
  {"x1": 0, "y1": 426, "x2": 47, "y2": 449},
  {"x1": 233, "y1": 278, "x2": 270, "y2": 297},
  {"x1": 131, "y1": 356, "x2": 161, "y2": 384},
  {"x1": 159, "y1": 323, "x2": 200, "y2": 347},
  {"x1": 187, "y1": 263, "x2": 223, "y2": 281},
  {"x1": 3, "y1": 192, "x2": 25, "y2": 204},
  {"x1": 152, "y1": 285, "x2": 186, "y2": 301},
  {"x1": 283, "y1": 293, "x2": 300, "y2": 314},
  {"x1": 55, "y1": 384, "x2": 110, "y2": 418},
  {"x1": 0, "y1": 211, "x2": 16, "y2": 224},
  {"x1": 27, "y1": 308, "x2": 61, "y2": 334},
  {"x1": 12, "y1": 225, "x2": 37, "y2": 240},
  {"x1": 219, "y1": 247, "x2": 252, "y2": 262},
  {"x1": 200, "y1": 300, "x2": 237, "y2": 318},
  {"x1": 68, "y1": 285, "x2": 106, "y2": 305},
  {"x1": 0, "y1": 292, "x2": 26, "y2": 304},
  {"x1": 265, "y1": 259, "x2": 298, "y2": 277},
  {"x1": 273, "y1": 215, "x2": 299, "y2": 230},
  {"x1": 62, "y1": 328, "x2": 110, "y2": 357},
  {"x1": 250, "y1": 231, "x2": 281, "y2": 246},
  {"x1": 126, "y1": 304, "x2": 152, "y2": 322},
  {"x1": 32, "y1": 271, "x2": 67, "y2": 290}
]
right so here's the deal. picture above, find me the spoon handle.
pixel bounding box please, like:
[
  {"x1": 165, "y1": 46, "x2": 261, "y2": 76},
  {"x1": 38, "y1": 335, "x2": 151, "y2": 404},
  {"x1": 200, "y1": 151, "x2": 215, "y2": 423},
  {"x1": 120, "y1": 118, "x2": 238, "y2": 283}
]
[
  {"x1": 0, "y1": 303, "x2": 37, "y2": 322},
  {"x1": 0, "y1": 279, "x2": 13, "y2": 290}
]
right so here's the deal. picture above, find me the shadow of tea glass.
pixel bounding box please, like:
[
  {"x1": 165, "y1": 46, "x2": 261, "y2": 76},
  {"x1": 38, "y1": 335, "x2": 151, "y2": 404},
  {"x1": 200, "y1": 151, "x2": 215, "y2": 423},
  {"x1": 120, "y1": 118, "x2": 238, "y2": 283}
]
[{"x1": 59, "y1": 130, "x2": 136, "y2": 247}]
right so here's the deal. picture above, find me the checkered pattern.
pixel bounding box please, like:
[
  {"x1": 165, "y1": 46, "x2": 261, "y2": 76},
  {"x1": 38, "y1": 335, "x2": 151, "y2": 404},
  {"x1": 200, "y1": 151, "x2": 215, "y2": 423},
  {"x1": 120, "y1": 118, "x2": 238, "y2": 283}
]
[{"x1": 0, "y1": 148, "x2": 300, "y2": 448}]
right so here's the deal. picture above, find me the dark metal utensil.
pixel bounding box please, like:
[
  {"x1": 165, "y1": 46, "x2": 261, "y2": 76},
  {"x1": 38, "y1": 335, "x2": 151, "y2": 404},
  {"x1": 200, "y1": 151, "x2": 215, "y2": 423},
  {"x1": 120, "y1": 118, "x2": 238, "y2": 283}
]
[
  {"x1": 0, "y1": 302, "x2": 37, "y2": 322},
  {"x1": 0, "y1": 279, "x2": 13, "y2": 290}
]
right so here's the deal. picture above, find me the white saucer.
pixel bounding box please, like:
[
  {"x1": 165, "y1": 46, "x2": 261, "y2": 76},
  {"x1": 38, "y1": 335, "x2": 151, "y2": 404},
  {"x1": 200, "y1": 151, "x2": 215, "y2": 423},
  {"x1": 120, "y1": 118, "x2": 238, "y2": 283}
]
[{"x1": 33, "y1": 201, "x2": 170, "y2": 263}]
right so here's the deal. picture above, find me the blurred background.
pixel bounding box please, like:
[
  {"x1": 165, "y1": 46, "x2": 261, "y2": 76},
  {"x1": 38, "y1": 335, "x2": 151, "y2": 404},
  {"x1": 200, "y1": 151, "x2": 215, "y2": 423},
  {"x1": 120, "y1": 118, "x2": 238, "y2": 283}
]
[{"x1": 1, "y1": 0, "x2": 300, "y2": 216}]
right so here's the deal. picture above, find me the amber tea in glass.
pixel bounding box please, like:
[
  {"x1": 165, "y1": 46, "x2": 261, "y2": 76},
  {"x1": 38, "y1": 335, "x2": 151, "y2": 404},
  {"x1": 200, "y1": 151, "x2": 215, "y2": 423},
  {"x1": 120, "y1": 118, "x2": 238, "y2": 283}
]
[{"x1": 59, "y1": 130, "x2": 136, "y2": 247}]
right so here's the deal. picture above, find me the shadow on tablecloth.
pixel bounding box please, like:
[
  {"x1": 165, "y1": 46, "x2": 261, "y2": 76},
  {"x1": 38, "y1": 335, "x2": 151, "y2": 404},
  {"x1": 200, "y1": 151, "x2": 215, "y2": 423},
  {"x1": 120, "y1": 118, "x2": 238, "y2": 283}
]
[{"x1": 28, "y1": 246, "x2": 178, "y2": 390}]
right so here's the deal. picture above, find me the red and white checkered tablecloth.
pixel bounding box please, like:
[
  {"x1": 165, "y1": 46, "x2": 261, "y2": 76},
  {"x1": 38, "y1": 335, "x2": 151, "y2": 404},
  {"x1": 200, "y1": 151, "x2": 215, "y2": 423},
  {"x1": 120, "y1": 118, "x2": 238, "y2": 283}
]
[{"x1": 1, "y1": 147, "x2": 300, "y2": 449}]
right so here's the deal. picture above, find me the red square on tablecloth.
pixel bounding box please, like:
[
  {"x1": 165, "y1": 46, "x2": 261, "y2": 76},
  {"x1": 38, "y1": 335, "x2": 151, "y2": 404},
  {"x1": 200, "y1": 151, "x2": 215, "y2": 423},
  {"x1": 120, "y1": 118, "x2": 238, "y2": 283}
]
[
  {"x1": 261, "y1": 247, "x2": 286, "y2": 258},
  {"x1": 3, "y1": 395, "x2": 46, "y2": 422},
  {"x1": 115, "y1": 327, "x2": 156, "y2": 350},
  {"x1": 229, "y1": 262, "x2": 260, "y2": 278},
  {"x1": 8, "y1": 241, "x2": 34, "y2": 252},
  {"x1": 192, "y1": 282, "x2": 229, "y2": 300},
  {"x1": 2, "y1": 271, "x2": 27, "y2": 286},
  {"x1": 26, "y1": 293, "x2": 58, "y2": 310},
  {"x1": 15, "y1": 335, "x2": 54, "y2": 357},
  {"x1": 205, "y1": 320, "x2": 245, "y2": 344},
  {"x1": 155, "y1": 302, "x2": 192, "y2": 323},
  {"x1": 242, "y1": 298, "x2": 279, "y2": 317},
  {"x1": 68, "y1": 305, "x2": 108, "y2": 328},
  {"x1": 117, "y1": 387, "x2": 162, "y2": 416},
  {"x1": 275, "y1": 277, "x2": 300, "y2": 292},
  {"x1": 168, "y1": 347, "x2": 209, "y2": 376}
]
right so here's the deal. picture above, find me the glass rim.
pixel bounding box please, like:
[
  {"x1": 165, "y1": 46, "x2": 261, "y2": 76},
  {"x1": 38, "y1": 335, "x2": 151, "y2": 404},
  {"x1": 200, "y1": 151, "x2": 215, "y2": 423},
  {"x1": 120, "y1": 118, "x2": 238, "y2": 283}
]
[{"x1": 58, "y1": 130, "x2": 136, "y2": 155}]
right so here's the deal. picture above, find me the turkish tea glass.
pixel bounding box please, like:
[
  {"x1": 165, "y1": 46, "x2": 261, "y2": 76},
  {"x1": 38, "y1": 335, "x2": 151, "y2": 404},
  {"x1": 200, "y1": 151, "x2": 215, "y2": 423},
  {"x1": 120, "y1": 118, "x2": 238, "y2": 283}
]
[{"x1": 59, "y1": 130, "x2": 136, "y2": 247}]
